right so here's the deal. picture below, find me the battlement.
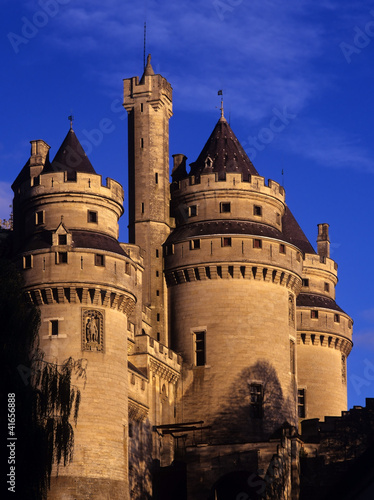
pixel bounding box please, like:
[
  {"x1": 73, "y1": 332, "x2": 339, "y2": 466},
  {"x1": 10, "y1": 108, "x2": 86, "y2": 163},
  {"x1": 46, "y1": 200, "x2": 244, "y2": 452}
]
[
  {"x1": 173, "y1": 172, "x2": 285, "y2": 202},
  {"x1": 303, "y1": 253, "x2": 338, "y2": 279},
  {"x1": 14, "y1": 170, "x2": 124, "y2": 207},
  {"x1": 123, "y1": 73, "x2": 172, "y2": 114},
  {"x1": 130, "y1": 334, "x2": 181, "y2": 382}
]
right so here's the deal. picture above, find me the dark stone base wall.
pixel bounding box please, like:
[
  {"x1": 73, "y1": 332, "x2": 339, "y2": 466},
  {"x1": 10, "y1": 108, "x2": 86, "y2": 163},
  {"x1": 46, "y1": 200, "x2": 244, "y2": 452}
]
[{"x1": 48, "y1": 476, "x2": 129, "y2": 500}]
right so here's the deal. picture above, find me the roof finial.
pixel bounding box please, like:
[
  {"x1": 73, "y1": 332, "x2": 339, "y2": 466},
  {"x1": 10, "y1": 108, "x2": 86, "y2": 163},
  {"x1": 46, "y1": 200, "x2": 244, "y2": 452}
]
[
  {"x1": 68, "y1": 114, "x2": 74, "y2": 130},
  {"x1": 218, "y1": 90, "x2": 224, "y2": 120}
]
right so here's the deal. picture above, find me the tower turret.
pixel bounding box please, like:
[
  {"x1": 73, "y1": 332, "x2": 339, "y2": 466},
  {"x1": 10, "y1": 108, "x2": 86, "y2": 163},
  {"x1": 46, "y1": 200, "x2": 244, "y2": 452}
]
[
  {"x1": 296, "y1": 226, "x2": 353, "y2": 420},
  {"x1": 123, "y1": 55, "x2": 173, "y2": 345},
  {"x1": 166, "y1": 115, "x2": 303, "y2": 443},
  {"x1": 12, "y1": 129, "x2": 139, "y2": 500}
]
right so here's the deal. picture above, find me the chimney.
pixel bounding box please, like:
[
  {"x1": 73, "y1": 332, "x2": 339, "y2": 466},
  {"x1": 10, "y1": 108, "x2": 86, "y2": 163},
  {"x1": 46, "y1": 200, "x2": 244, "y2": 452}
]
[
  {"x1": 317, "y1": 223, "x2": 330, "y2": 258},
  {"x1": 172, "y1": 154, "x2": 187, "y2": 181},
  {"x1": 29, "y1": 139, "x2": 50, "y2": 178}
]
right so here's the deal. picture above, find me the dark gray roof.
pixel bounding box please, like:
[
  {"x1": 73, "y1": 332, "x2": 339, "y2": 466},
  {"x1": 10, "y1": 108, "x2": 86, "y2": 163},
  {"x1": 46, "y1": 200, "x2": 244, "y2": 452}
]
[
  {"x1": 165, "y1": 220, "x2": 283, "y2": 245},
  {"x1": 21, "y1": 229, "x2": 128, "y2": 257},
  {"x1": 296, "y1": 293, "x2": 346, "y2": 314},
  {"x1": 184, "y1": 117, "x2": 258, "y2": 182},
  {"x1": 165, "y1": 218, "x2": 315, "y2": 255},
  {"x1": 45, "y1": 128, "x2": 96, "y2": 175},
  {"x1": 282, "y1": 207, "x2": 316, "y2": 255}
]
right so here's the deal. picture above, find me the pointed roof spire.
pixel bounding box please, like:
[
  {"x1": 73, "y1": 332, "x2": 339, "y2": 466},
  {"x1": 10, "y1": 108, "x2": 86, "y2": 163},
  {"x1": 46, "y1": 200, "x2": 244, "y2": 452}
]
[
  {"x1": 140, "y1": 54, "x2": 155, "y2": 82},
  {"x1": 44, "y1": 128, "x2": 96, "y2": 175},
  {"x1": 189, "y1": 117, "x2": 259, "y2": 181}
]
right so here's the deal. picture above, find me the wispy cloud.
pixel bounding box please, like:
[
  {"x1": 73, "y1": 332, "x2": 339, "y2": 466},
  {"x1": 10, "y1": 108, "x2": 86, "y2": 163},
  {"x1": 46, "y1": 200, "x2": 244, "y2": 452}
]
[
  {"x1": 284, "y1": 122, "x2": 374, "y2": 173},
  {"x1": 351, "y1": 329, "x2": 374, "y2": 351}
]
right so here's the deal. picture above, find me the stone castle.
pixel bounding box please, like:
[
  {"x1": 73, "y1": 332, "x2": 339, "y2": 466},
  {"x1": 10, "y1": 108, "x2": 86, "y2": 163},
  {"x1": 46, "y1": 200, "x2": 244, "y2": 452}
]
[{"x1": 10, "y1": 56, "x2": 354, "y2": 499}]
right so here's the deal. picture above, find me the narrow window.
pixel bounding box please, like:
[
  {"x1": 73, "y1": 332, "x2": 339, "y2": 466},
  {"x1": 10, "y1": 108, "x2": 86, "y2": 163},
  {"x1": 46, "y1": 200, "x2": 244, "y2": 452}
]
[
  {"x1": 221, "y1": 237, "x2": 232, "y2": 247},
  {"x1": 276, "y1": 213, "x2": 281, "y2": 225},
  {"x1": 157, "y1": 313, "x2": 160, "y2": 322},
  {"x1": 155, "y1": 172, "x2": 158, "y2": 184},
  {"x1": 189, "y1": 205, "x2": 197, "y2": 217},
  {"x1": 253, "y1": 205, "x2": 262, "y2": 216},
  {"x1": 33, "y1": 175, "x2": 40, "y2": 186},
  {"x1": 88, "y1": 210, "x2": 98, "y2": 223},
  {"x1": 279, "y1": 243, "x2": 286, "y2": 254},
  {"x1": 165, "y1": 244, "x2": 174, "y2": 256},
  {"x1": 298, "y1": 389, "x2": 306, "y2": 418},
  {"x1": 156, "y1": 290, "x2": 160, "y2": 296},
  {"x1": 50, "y1": 320, "x2": 59, "y2": 336},
  {"x1": 195, "y1": 331, "x2": 206, "y2": 366},
  {"x1": 334, "y1": 314, "x2": 340, "y2": 323},
  {"x1": 57, "y1": 252, "x2": 68, "y2": 264},
  {"x1": 220, "y1": 202, "x2": 231, "y2": 213},
  {"x1": 290, "y1": 339, "x2": 296, "y2": 374},
  {"x1": 95, "y1": 254, "x2": 105, "y2": 266},
  {"x1": 342, "y1": 355, "x2": 347, "y2": 383},
  {"x1": 311, "y1": 310, "x2": 318, "y2": 319},
  {"x1": 125, "y1": 262, "x2": 131, "y2": 275},
  {"x1": 36, "y1": 210, "x2": 44, "y2": 225},
  {"x1": 249, "y1": 384, "x2": 263, "y2": 419},
  {"x1": 302, "y1": 278, "x2": 309, "y2": 287},
  {"x1": 140, "y1": 103, "x2": 143, "y2": 112},
  {"x1": 58, "y1": 234, "x2": 67, "y2": 245},
  {"x1": 156, "y1": 270, "x2": 159, "y2": 277},
  {"x1": 141, "y1": 202, "x2": 145, "y2": 214},
  {"x1": 141, "y1": 138, "x2": 144, "y2": 148},
  {"x1": 23, "y1": 255, "x2": 32, "y2": 269},
  {"x1": 128, "y1": 423, "x2": 133, "y2": 438},
  {"x1": 157, "y1": 332, "x2": 160, "y2": 341},
  {"x1": 190, "y1": 239, "x2": 200, "y2": 250},
  {"x1": 324, "y1": 282, "x2": 330, "y2": 292},
  {"x1": 253, "y1": 239, "x2": 262, "y2": 249}
]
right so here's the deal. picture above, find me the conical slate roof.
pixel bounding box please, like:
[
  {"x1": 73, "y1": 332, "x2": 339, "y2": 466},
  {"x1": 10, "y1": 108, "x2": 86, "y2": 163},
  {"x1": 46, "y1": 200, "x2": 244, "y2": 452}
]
[
  {"x1": 45, "y1": 128, "x2": 96, "y2": 175},
  {"x1": 282, "y1": 206, "x2": 316, "y2": 255},
  {"x1": 189, "y1": 116, "x2": 259, "y2": 181}
]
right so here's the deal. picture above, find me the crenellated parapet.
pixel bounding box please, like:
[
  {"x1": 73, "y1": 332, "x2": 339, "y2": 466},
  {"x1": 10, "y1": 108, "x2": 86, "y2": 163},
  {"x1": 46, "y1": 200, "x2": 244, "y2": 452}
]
[
  {"x1": 14, "y1": 170, "x2": 124, "y2": 206},
  {"x1": 123, "y1": 74, "x2": 172, "y2": 117},
  {"x1": 171, "y1": 173, "x2": 286, "y2": 230},
  {"x1": 129, "y1": 334, "x2": 181, "y2": 383}
]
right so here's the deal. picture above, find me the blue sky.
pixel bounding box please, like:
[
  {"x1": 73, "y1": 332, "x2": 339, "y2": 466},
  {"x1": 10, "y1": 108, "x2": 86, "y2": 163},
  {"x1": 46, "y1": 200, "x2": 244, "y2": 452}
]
[{"x1": 1, "y1": 0, "x2": 374, "y2": 410}]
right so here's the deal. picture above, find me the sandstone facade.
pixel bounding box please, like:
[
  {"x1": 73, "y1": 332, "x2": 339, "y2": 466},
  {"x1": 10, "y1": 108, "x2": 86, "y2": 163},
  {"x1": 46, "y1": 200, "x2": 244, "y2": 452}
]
[{"x1": 10, "y1": 56, "x2": 353, "y2": 499}]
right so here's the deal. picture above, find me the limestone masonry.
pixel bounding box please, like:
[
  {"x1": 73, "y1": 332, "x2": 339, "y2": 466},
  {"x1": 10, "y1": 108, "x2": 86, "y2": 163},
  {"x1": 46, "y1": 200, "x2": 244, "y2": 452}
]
[{"x1": 10, "y1": 56, "x2": 353, "y2": 499}]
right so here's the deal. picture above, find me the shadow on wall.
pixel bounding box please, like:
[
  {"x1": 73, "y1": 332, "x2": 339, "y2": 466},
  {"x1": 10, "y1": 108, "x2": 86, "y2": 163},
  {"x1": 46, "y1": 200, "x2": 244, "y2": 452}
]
[
  {"x1": 128, "y1": 419, "x2": 153, "y2": 500},
  {"x1": 212, "y1": 360, "x2": 296, "y2": 443}
]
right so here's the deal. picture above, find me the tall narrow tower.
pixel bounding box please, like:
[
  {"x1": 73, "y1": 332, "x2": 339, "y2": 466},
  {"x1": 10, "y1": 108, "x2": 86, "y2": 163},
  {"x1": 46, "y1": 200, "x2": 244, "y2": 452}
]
[{"x1": 123, "y1": 55, "x2": 173, "y2": 345}]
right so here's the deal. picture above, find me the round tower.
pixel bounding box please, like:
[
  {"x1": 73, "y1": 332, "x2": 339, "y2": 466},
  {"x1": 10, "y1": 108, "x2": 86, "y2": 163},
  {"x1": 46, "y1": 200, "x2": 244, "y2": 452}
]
[
  {"x1": 12, "y1": 129, "x2": 138, "y2": 500},
  {"x1": 165, "y1": 115, "x2": 303, "y2": 442},
  {"x1": 296, "y1": 224, "x2": 353, "y2": 420}
]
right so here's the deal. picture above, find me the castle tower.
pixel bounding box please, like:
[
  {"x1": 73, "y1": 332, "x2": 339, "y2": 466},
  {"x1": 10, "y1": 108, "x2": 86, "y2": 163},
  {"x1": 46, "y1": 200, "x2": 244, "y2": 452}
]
[
  {"x1": 296, "y1": 223, "x2": 353, "y2": 420},
  {"x1": 12, "y1": 128, "x2": 139, "y2": 500},
  {"x1": 165, "y1": 114, "x2": 303, "y2": 442},
  {"x1": 123, "y1": 55, "x2": 173, "y2": 345}
]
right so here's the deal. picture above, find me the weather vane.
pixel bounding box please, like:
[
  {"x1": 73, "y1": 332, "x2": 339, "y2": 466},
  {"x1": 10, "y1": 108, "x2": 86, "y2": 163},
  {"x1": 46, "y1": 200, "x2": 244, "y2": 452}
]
[
  {"x1": 68, "y1": 114, "x2": 74, "y2": 130},
  {"x1": 218, "y1": 90, "x2": 224, "y2": 118}
]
